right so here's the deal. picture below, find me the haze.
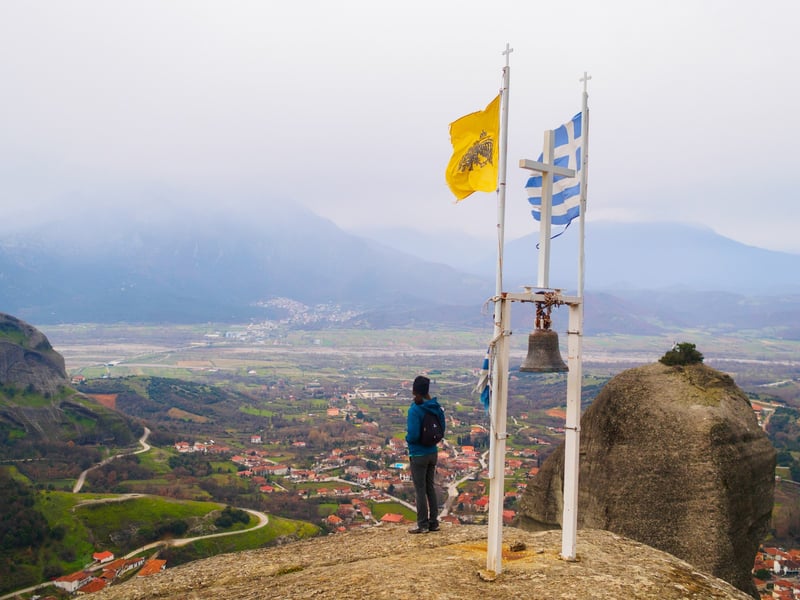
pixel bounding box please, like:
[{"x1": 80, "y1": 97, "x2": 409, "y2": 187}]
[{"x1": 1, "y1": 1, "x2": 798, "y2": 253}]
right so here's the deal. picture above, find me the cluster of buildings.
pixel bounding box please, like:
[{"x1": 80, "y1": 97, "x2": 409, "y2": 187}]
[
  {"x1": 753, "y1": 546, "x2": 800, "y2": 599},
  {"x1": 51, "y1": 552, "x2": 165, "y2": 595},
  {"x1": 172, "y1": 421, "x2": 538, "y2": 530}
]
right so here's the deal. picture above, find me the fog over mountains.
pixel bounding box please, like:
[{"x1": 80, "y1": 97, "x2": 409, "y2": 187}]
[
  {"x1": 1, "y1": 201, "x2": 798, "y2": 336},
  {"x1": 0, "y1": 203, "x2": 490, "y2": 324},
  {"x1": 354, "y1": 221, "x2": 800, "y2": 295}
]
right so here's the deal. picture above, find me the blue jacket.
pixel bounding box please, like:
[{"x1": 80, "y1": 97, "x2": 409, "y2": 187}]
[{"x1": 406, "y1": 397, "x2": 446, "y2": 457}]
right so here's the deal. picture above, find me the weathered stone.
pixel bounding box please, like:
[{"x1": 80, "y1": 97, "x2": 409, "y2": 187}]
[
  {"x1": 92, "y1": 525, "x2": 753, "y2": 600},
  {"x1": 517, "y1": 362, "x2": 775, "y2": 598},
  {"x1": 0, "y1": 312, "x2": 67, "y2": 394}
]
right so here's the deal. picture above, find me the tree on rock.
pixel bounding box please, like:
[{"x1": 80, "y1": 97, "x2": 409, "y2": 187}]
[{"x1": 659, "y1": 342, "x2": 704, "y2": 366}]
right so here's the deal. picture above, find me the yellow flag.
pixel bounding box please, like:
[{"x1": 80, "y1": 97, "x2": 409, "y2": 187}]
[{"x1": 445, "y1": 95, "x2": 500, "y2": 201}]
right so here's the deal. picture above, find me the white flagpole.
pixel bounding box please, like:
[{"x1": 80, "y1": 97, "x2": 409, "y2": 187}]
[
  {"x1": 560, "y1": 72, "x2": 590, "y2": 562},
  {"x1": 487, "y1": 42, "x2": 512, "y2": 575},
  {"x1": 494, "y1": 44, "x2": 512, "y2": 307},
  {"x1": 577, "y1": 72, "x2": 591, "y2": 299}
]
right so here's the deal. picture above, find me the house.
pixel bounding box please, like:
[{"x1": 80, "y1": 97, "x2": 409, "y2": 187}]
[
  {"x1": 76, "y1": 578, "x2": 107, "y2": 594},
  {"x1": 250, "y1": 434, "x2": 262, "y2": 444},
  {"x1": 137, "y1": 559, "x2": 167, "y2": 577},
  {"x1": 777, "y1": 559, "x2": 800, "y2": 576},
  {"x1": 263, "y1": 464, "x2": 289, "y2": 476},
  {"x1": 288, "y1": 469, "x2": 316, "y2": 481},
  {"x1": 474, "y1": 496, "x2": 490, "y2": 512},
  {"x1": 772, "y1": 579, "x2": 799, "y2": 598},
  {"x1": 175, "y1": 441, "x2": 192, "y2": 453},
  {"x1": 53, "y1": 571, "x2": 93, "y2": 593},
  {"x1": 337, "y1": 504, "x2": 357, "y2": 519},
  {"x1": 100, "y1": 558, "x2": 129, "y2": 579},
  {"x1": 388, "y1": 438, "x2": 405, "y2": 452},
  {"x1": 101, "y1": 557, "x2": 145, "y2": 582},
  {"x1": 380, "y1": 513, "x2": 405, "y2": 524},
  {"x1": 92, "y1": 550, "x2": 115, "y2": 563}
]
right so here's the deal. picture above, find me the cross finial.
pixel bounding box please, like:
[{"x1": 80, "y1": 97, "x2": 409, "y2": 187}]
[
  {"x1": 502, "y1": 43, "x2": 514, "y2": 67},
  {"x1": 580, "y1": 71, "x2": 592, "y2": 94}
]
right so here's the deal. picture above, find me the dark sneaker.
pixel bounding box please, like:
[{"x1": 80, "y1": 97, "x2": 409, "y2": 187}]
[
  {"x1": 408, "y1": 526, "x2": 428, "y2": 534},
  {"x1": 428, "y1": 524, "x2": 440, "y2": 532}
]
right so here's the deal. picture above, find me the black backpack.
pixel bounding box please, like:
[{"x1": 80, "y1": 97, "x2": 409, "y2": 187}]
[{"x1": 419, "y1": 412, "x2": 444, "y2": 446}]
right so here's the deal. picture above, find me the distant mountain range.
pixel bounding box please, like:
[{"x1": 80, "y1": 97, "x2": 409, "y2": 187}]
[
  {"x1": 1, "y1": 204, "x2": 798, "y2": 338},
  {"x1": 0, "y1": 205, "x2": 490, "y2": 324},
  {"x1": 353, "y1": 221, "x2": 800, "y2": 294}
]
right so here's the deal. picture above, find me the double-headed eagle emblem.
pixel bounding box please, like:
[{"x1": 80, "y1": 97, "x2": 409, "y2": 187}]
[{"x1": 457, "y1": 130, "x2": 494, "y2": 173}]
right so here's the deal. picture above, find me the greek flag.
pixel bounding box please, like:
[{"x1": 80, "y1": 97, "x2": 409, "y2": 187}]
[{"x1": 526, "y1": 112, "x2": 582, "y2": 226}]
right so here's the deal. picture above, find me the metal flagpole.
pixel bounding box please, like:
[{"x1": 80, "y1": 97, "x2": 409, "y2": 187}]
[
  {"x1": 560, "y1": 72, "x2": 590, "y2": 561},
  {"x1": 494, "y1": 44, "x2": 512, "y2": 309},
  {"x1": 486, "y1": 42, "x2": 512, "y2": 575},
  {"x1": 577, "y1": 72, "x2": 591, "y2": 299},
  {"x1": 519, "y1": 148, "x2": 577, "y2": 560},
  {"x1": 518, "y1": 73, "x2": 589, "y2": 561}
]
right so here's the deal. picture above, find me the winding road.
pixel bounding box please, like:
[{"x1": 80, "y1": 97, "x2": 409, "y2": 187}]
[
  {"x1": 3, "y1": 428, "x2": 270, "y2": 600},
  {"x1": 73, "y1": 427, "x2": 152, "y2": 493},
  {"x1": 123, "y1": 507, "x2": 269, "y2": 557}
]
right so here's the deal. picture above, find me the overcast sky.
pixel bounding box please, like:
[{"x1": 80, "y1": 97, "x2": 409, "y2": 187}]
[{"x1": 1, "y1": 1, "x2": 798, "y2": 253}]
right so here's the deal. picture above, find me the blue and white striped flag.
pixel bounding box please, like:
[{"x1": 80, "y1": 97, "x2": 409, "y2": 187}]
[
  {"x1": 474, "y1": 348, "x2": 491, "y2": 412},
  {"x1": 526, "y1": 112, "x2": 583, "y2": 226}
]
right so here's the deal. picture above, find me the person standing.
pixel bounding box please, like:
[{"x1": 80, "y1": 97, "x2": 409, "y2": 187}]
[{"x1": 405, "y1": 375, "x2": 445, "y2": 534}]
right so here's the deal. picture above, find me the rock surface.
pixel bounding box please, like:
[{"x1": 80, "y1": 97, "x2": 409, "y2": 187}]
[
  {"x1": 0, "y1": 312, "x2": 67, "y2": 394},
  {"x1": 517, "y1": 362, "x2": 775, "y2": 598},
  {"x1": 93, "y1": 525, "x2": 753, "y2": 600}
]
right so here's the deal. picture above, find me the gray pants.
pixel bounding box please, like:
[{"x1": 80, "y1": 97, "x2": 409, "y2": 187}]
[{"x1": 410, "y1": 452, "x2": 438, "y2": 528}]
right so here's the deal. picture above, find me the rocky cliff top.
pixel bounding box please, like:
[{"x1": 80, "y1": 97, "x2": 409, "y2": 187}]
[
  {"x1": 94, "y1": 525, "x2": 752, "y2": 600},
  {"x1": 0, "y1": 312, "x2": 67, "y2": 394}
]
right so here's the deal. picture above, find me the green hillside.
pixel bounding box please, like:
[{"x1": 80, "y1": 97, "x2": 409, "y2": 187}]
[{"x1": 0, "y1": 467, "x2": 319, "y2": 596}]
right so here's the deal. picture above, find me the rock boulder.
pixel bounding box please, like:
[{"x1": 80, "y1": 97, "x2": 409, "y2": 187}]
[{"x1": 517, "y1": 362, "x2": 775, "y2": 598}]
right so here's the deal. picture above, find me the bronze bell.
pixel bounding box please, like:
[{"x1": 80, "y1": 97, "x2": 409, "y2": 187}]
[{"x1": 519, "y1": 328, "x2": 568, "y2": 373}]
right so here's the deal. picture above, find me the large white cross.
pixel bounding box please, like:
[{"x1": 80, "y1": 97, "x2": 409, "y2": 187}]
[
  {"x1": 502, "y1": 42, "x2": 514, "y2": 66},
  {"x1": 519, "y1": 140, "x2": 576, "y2": 288}
]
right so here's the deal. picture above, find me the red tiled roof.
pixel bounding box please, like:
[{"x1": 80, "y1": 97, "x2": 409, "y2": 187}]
[
  {"x1": 137, "y1": 559, "x2": 167, "y2": 577},
  {"x1": 55, "y1": 571, "x2": 89, "y2": 582},
  {"x1": 77, "y1": 578, "x2": 107, "y2": 593},
  {"x1": 93, "y1": 551, "x2": 114, "y2": 561},
  {"x1": 380, "y1": 513, "x2": 404, "y2": 523}
]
